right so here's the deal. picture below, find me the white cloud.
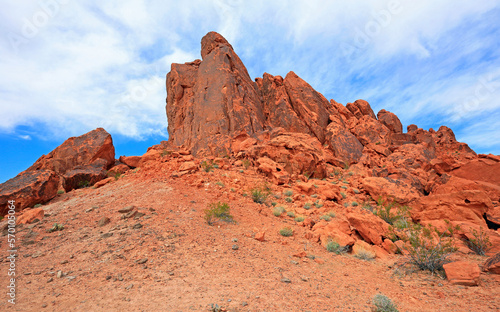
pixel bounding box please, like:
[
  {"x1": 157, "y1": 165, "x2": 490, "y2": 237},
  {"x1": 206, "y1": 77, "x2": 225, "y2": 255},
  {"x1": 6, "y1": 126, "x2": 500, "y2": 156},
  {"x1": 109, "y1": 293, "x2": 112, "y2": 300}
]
[{"x1": 0, "y1": 0, "x2": 499, "y2": 155}]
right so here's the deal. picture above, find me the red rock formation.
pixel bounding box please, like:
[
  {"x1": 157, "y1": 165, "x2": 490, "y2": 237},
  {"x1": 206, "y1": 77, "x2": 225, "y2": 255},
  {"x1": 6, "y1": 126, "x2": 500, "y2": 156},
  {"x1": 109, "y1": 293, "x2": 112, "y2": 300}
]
[
  {"x1": 27, "y1": 128, "x2": 114, "y2": 174},
  {"x1": 0, "y1": 170, "x2": 59, "y2": 215},
  {"x1": 0, "y1": 128, "x2": 115, "y2": 215}
]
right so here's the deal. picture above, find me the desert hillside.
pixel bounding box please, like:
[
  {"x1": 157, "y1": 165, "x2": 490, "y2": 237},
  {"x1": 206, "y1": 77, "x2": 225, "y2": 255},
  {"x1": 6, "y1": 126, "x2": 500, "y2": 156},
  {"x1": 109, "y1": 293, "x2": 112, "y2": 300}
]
[{"x1": 1, "y1": 32, "x2": 499, "y2": 312}]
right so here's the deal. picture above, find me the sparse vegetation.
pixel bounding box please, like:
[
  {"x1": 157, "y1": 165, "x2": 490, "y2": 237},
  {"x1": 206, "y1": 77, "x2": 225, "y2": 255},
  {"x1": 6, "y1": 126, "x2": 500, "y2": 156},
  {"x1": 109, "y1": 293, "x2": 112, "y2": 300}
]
[
  {"x1": 204, "y1": 202, "x2": 234, "y2": 225},
  {"x1": 295, "y1": 216, "x2": 305, "y2": 222},
  {"x1": 57, "y1": 190, "x2": 65, "y2": 195},
  {"x1": 34, "y1": 203, "x2": 42, "y2": 208},
  {"x1": 108, "y1": 171, "x2": 122, "y2": 180},
  {"x1": 353, "y1": 188, "x2": 360, "y2": 194},
  {"x1": 48, "y1": 223, "x2": 64, "y2": 233},
  {"x1": 325, "y1": 240, "x2": 348, "y2": 254},
  {"x1": 201, "y1": 160, "x2": 215, "y2": 172},
  {"x1": 285, "y1": 197, "x2": 293, "y2": 203},
  {"x1": 242, "y1": 158, "x2": 251, "y2": 169},
  {"x1": 215, "y1": 181, "x2": 225, "y2": 188},
  {"x1": 464, "y1": 227, "x2": 492, "y2": 256},
  {"x1": 314, "y1": 201, "x2": 323, "y2": 208},
  {"x1": 354, "y1": 248, "x2": 375, "y2": 261},
  {"x1": 374, "y1": 197, "x2": 410, "y2": 226},
  {"x1": 372, "y1": 294, "x2": 398, "y2": 312},
  {"x1": 340, "y1": 192, "x2": 347, "y2": 199},
  {"x1": 279, "y1": 227, "x2": 293, "y2": 237},
  {"x1": 273, "y1": 206, "x2": 286, "y2": 217},
  {"x1": 400, "y1": 222, "x2": 459, "y2": 273},
  {"x1": 77, "y1": 180, "x2": 90, "y2": 188},
  {"x1": 304, "y1": 202, "x2": 312, "y2": 210},
  {"x1": 319, "y1": 215, "x2": 331, "y2": 221},
  {"x1": 328, "y1": 211, "x2": 336, "y2": 218},
  {"x1": 250, "y1": 184, "x2": 271, "y2": 204},
  {"x1": 284, "y1": 189, "x2": 293, "y2": 197},
  {"x1": 352, "y1": 201, "x2": 359, "y2": 207},
  {"x1": 287, "y1": 211, "x2": 295, "y2": 218}
]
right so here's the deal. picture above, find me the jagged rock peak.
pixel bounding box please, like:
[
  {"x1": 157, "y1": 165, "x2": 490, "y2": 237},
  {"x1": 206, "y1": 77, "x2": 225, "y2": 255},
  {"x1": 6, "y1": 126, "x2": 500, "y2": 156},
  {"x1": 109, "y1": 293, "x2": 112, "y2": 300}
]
[{"x1": 201, "y1": 31, "x2": 234, "y2": 60}]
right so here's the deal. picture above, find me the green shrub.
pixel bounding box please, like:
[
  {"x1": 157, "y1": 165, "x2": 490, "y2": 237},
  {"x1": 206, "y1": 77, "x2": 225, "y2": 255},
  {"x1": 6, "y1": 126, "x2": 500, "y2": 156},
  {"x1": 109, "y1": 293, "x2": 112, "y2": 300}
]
[
  {"x1": 215, "y1": 181, "x2": 225, "y2": 188},
  {"x1": 464, "y1": 227, "x2": 492, "y2": 256},
  {"x1": 34, "y1": 203, "x2": 42, "y2": 208},
  {"x1": 250, "y1": 185, "x2": 270, "y2": 204},
  {"x1": 295, "y1": 216, "x2": 305, "y2": 222},
  {"x1": 352, "y1": 202, "x2": 359, "y2": 207},
  {"x1": 287, "y1": 211, "x2": 296, "y2": 218},
  {"x1": 340, "y1": 192, "x2": 347, "y2": 199},
  {"x1": 328, "y1": 211, "x2": 336, "y2": 218},
  {"x1": 402, "y1": 223, "x2": 459, "y2": 273},
  {"x1": 319, "y1": 215, "x2": 331, "y2": 221},
  {"x1": 284, "y1": 190, "x2": 293, "y2": 197},
  {"x1": 311, "y1": 194, "x2": 318, "y2": 198},
  {"x1": 304, "y1": 202, "x2": 312, "y2": 210},
  {"x1": 343, "y1": 202, "x2": 349, "y2": 207},
  {"x1": 325, "y1": 241, "x2": 348, "y2": 254},
  {"x1": 340, "y1": 185, "x2": 347, "y2": 190},
  {"x1": 353, "y1": 189, "x2": 360, "y2": 194},
  {"x1": 285, "y1": 197, "x2": 293, "y2": 203},
  {"x1": 108, "y1": 171, "x2": 122, "y2": 180},
  {"x1": 374, "y1": 197, "x2": 410, "y2": 226},
  {"x1": 77, "y1": 180, "x2": 90, "y2": 188},
  {"x1": 204, "y1": 202, "x2": 234, "y2": 225},
  {"x1": 372, "y1": 294, "x2": 398, "y2": 312},
  {"x1": 279, "y1": 227, "x2": 293, "y2": 237},
  {"x1": 242, "y1": 158, "x2": 251, "y2": 169},
  {"x1": 57, "y1": 190, "x2": 65, "y2": 195},
  {"x1": 314, "y1": 201, "x2": 323, "y2": 208},
  {"x1": 201, "y1": 160, "x2": 215, "y2": 172},
  {"x1": 48, "y1": 223, "x2": 64, "y2": 233},
  {"x1": 273, "y1": 206, "x2": 286, "y2": 217}
]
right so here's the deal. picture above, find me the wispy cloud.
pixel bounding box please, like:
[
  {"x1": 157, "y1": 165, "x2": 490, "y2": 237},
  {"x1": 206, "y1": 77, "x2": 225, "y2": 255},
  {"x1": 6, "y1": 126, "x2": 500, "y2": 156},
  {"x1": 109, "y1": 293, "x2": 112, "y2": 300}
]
[{"x1": 0, "y1": 0, "x2": 499, "y2": 154}]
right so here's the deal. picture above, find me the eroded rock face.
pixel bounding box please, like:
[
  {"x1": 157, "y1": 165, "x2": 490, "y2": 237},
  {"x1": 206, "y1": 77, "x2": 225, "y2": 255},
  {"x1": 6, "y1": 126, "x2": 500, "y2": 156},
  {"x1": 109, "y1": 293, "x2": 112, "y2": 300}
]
[
  {"x1": 166, "y1": 32, "x2": 265, "y2": 155},
  {"x1": 27, "y1": 128, "x2": 115, "y2": 175},
  {"x1": 0, "y1": 170, "x2": 59, "y2": 215},
  {"x1": 0, "y1": 128, "x2": 115, "y2": 215}
]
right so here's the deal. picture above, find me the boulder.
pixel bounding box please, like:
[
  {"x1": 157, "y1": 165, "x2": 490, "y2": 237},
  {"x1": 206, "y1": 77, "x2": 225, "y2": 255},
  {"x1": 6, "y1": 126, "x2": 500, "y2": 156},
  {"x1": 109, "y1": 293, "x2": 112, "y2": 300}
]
[
  {"x1": 118, "y1": 156, "x2": 142, "y2": 168},
  {"x1": 245, "y1": 131, "x2": 329, "y2": 179},
  {"x1": 450, "y1": 157, "x2": 500, "y2": 186},
  {"x1": 411, "y1": 190, "x2": 492, "y2": 227},
  {"x1": 27, "y1": 128, "x2": 114, "y2": 175},
  {"x1": 346, "y1": 99, "x2": 376, "y2": 120},
  {"x1": 62, "y1": 159, "x2": 109, "y2": 192},
  {"x1": 483, "y1": 253, "x2": 500, "y2": 274},
  {"x1": 16, "y1": 207, "x2": 44, "y2": 225},
  {"x1": 352, "y1": 115, "x2": 392, "y2": 147},
  {"x1": 347, "y1": 212, "x2": 389, "y2": 245},
  {"x1": 377, "y1": 109, "x2": 403, "y2": 133},
  {"x1": 443, "y1": 261, "x2": 481, "y2": 286},
  {"x1": 361, "y1": 177, "x2": 421, "y2": 204},
  {"x1": 0, "y1": 170, "x2": 59, "y2": 215}
]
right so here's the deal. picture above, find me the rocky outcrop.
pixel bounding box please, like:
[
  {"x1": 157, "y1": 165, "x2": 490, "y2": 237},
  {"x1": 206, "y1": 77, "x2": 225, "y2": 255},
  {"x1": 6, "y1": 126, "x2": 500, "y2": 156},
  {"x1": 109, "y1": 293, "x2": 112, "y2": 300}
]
[
  {"x1": 27, "y1": 128, "x2": 114, "y2": 175},
  {"x1": 0, "y1": 170, "x2": 59, "y2": 215},
  {"x1": 166, "y1": 32, "x2": 265, "y2": 155},
  {"x1": 0, "y1": 128, "x2": 115, "y2": 215}
]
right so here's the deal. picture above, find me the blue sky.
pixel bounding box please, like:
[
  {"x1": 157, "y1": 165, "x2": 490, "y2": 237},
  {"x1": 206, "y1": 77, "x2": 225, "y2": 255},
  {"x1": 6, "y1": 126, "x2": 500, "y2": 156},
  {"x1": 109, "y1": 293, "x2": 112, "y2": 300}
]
[{"x1": 1, "y1": 0, "x2": 499, "y2": 183}]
